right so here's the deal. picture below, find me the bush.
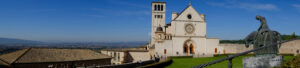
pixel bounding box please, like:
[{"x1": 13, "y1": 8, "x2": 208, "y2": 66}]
[{"x1": 281, "y1": 54, "x2": 300, "y2": 68}]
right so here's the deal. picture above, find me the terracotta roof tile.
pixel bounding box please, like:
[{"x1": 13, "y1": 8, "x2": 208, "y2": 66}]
[
  {"x1": 0, "y1": 48, "x2": 30, "y2": 64},
  {"x1": 0, "y1": 60, "x2": 9, "y2": 66}
]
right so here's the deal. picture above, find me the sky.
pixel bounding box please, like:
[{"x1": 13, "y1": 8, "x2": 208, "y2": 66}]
[{"x1": 0, "y1": 0, "x2": 299, "y2": 42}]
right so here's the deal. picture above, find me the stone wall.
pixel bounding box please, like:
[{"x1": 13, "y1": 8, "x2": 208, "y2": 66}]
[
  {"x1": 219, "y1": 39, "x2": 300, "y2": 55},
  {"x1": 280, "y1": 39, "x2": 300, "y2": 55},
  {"x1": 101, "y1": 50, "x2": 152, "y2": 64},
  {"x1": 219, "y1": 44, "x2": 253, "y2": 54},
  {"x1": 129, "y1": 52, "x2": 151, "y2": 62}
]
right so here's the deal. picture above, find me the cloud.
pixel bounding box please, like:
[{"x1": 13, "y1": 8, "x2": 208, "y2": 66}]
[
  {"x1": 239, "y1": 3, "x2": 278, "y2": 11},
  {"x1": 292, "y1": 4, "x2": 300, "y2": 8},
  {"x1": 292, "y1": 4, "x2": 300, "y2": 12},
  {"x1": 207, "y1": 1, "x2": 278, "y2": 11}
]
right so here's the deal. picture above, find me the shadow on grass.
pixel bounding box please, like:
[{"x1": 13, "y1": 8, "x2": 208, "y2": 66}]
[{"x1": 166, "y1": 55, "x2": 294, "y2": 68}]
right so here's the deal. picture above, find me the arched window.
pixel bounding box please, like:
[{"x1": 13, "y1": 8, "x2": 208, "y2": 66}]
[
  {"x1": 154, "y1": 5, "x2": 157, "y2": 10},
  {"x1": 157, "y1": 5, "x2": 161, "y2": 11}
]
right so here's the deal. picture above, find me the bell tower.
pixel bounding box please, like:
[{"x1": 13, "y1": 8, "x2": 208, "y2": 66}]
[{"x1": 151, "y1": 1, "x2": 166, "y2": 45}]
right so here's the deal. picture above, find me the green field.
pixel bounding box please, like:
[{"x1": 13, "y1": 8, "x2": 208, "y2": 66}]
[{"x1": 166, "y1": 55, "x2": 294, "y2": 68}]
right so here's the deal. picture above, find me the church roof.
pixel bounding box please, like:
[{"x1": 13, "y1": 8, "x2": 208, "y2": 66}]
[
  {"x1": 0, "y1": 48, "x2": 111, "y2": 64},
  {"x1": 173, "y1": 5, "x2": 191, "y2": 20},
  {"x1": 172, "y1": 4, "x2": 203, "y2": 21}
]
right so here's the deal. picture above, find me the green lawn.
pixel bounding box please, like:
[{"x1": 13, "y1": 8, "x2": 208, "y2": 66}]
[{"x1": 166, "y1": 55, "x2": 294, "y2": 68}]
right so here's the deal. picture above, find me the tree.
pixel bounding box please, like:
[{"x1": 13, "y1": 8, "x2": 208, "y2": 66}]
[{"x1": 287, "y1": 32, "x2": 296, "y2": 40}]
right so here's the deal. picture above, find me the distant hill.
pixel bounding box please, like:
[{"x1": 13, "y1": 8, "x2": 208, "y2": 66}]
[
  {"x1": 0, "y1": 38, "x2": 44, "y2": 45},
  {"x1": 0, "y1": 38, "x2": 148, "y2": 55}
]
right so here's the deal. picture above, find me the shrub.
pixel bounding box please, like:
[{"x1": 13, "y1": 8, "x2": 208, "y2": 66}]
[{"x1": 281, "y1": 54, "x2": 300, "y2": 68}]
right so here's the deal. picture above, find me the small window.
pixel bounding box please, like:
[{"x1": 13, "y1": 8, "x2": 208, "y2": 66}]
[
  {"x1": 118, "y1": 53, "x2": 120, "y2": 61},
  {"x1": 114, "y1": 52, "x2": 117, "y2": 60},
  {"x1": 187, "y1": 14, "x2": 192, "y2": 19},
  {"x1": 215, "y1": 48, "x2": 218, "y2": 53},
  {"x1": 110, "y1": 52, "x2": 113, "y2": 56},
  {"x1": 164, "y1": 49, "x2": 167, "y2": 54}
]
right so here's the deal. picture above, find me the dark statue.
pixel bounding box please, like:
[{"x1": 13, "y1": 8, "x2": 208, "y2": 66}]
[{"x1": 244, "y1": 15, "x2": 282, "y2": 56}]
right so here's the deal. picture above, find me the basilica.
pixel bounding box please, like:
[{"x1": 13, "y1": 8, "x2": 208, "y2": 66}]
[
  {"x1": 147, "y1": 1, "x2": 220, "y2": 57},
  {"x1": 0, "y1": 1, "x2": 299, "y2": 67},
  {"x1": 100, "y1": 1, "x2": 299, "y2": 64}
]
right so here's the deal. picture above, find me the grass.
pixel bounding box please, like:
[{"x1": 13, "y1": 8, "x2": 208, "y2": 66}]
[{"x1": 165, "y1": 55, "x2": 294, "y2": 68}]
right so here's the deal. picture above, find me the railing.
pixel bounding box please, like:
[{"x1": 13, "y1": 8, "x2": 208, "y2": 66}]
[{"x1": 192, "y1": 38, "x2": 300, "y2": 68}]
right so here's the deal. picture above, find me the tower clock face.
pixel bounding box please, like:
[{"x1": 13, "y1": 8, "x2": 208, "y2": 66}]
[{"x1": 185, "y1": 24, "x2": 195, "y2": 34}]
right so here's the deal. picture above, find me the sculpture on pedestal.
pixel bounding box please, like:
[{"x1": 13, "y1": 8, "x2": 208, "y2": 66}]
[
  {"x1": 243, "y1": 15, "x2": 283, "y2": 68},
  {"x1": 244, "y1": 15, "x2": 282, "y2": 56}
]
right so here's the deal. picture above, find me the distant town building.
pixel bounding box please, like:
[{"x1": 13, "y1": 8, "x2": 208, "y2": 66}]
[
  {"x1": 101, "y1": 48, "x2": 151, "y2": 64},
  {"x1": 0, "y1": 48, "x2": 111, "y2": 68}
]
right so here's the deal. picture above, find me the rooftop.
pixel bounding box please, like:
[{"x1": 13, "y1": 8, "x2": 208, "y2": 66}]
[{"x1": 0, "y1": 48, "x2": 111, "y2": 66}]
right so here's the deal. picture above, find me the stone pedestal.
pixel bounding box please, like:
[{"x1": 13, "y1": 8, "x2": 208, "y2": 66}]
[{"x1": 243, "y1": 55, "x2": 283, "y2": 68}]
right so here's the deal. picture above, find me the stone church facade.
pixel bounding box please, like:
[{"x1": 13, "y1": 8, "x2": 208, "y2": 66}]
[{"x1": 148, "y1": 1, "x2": 220, "y2": 57}]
